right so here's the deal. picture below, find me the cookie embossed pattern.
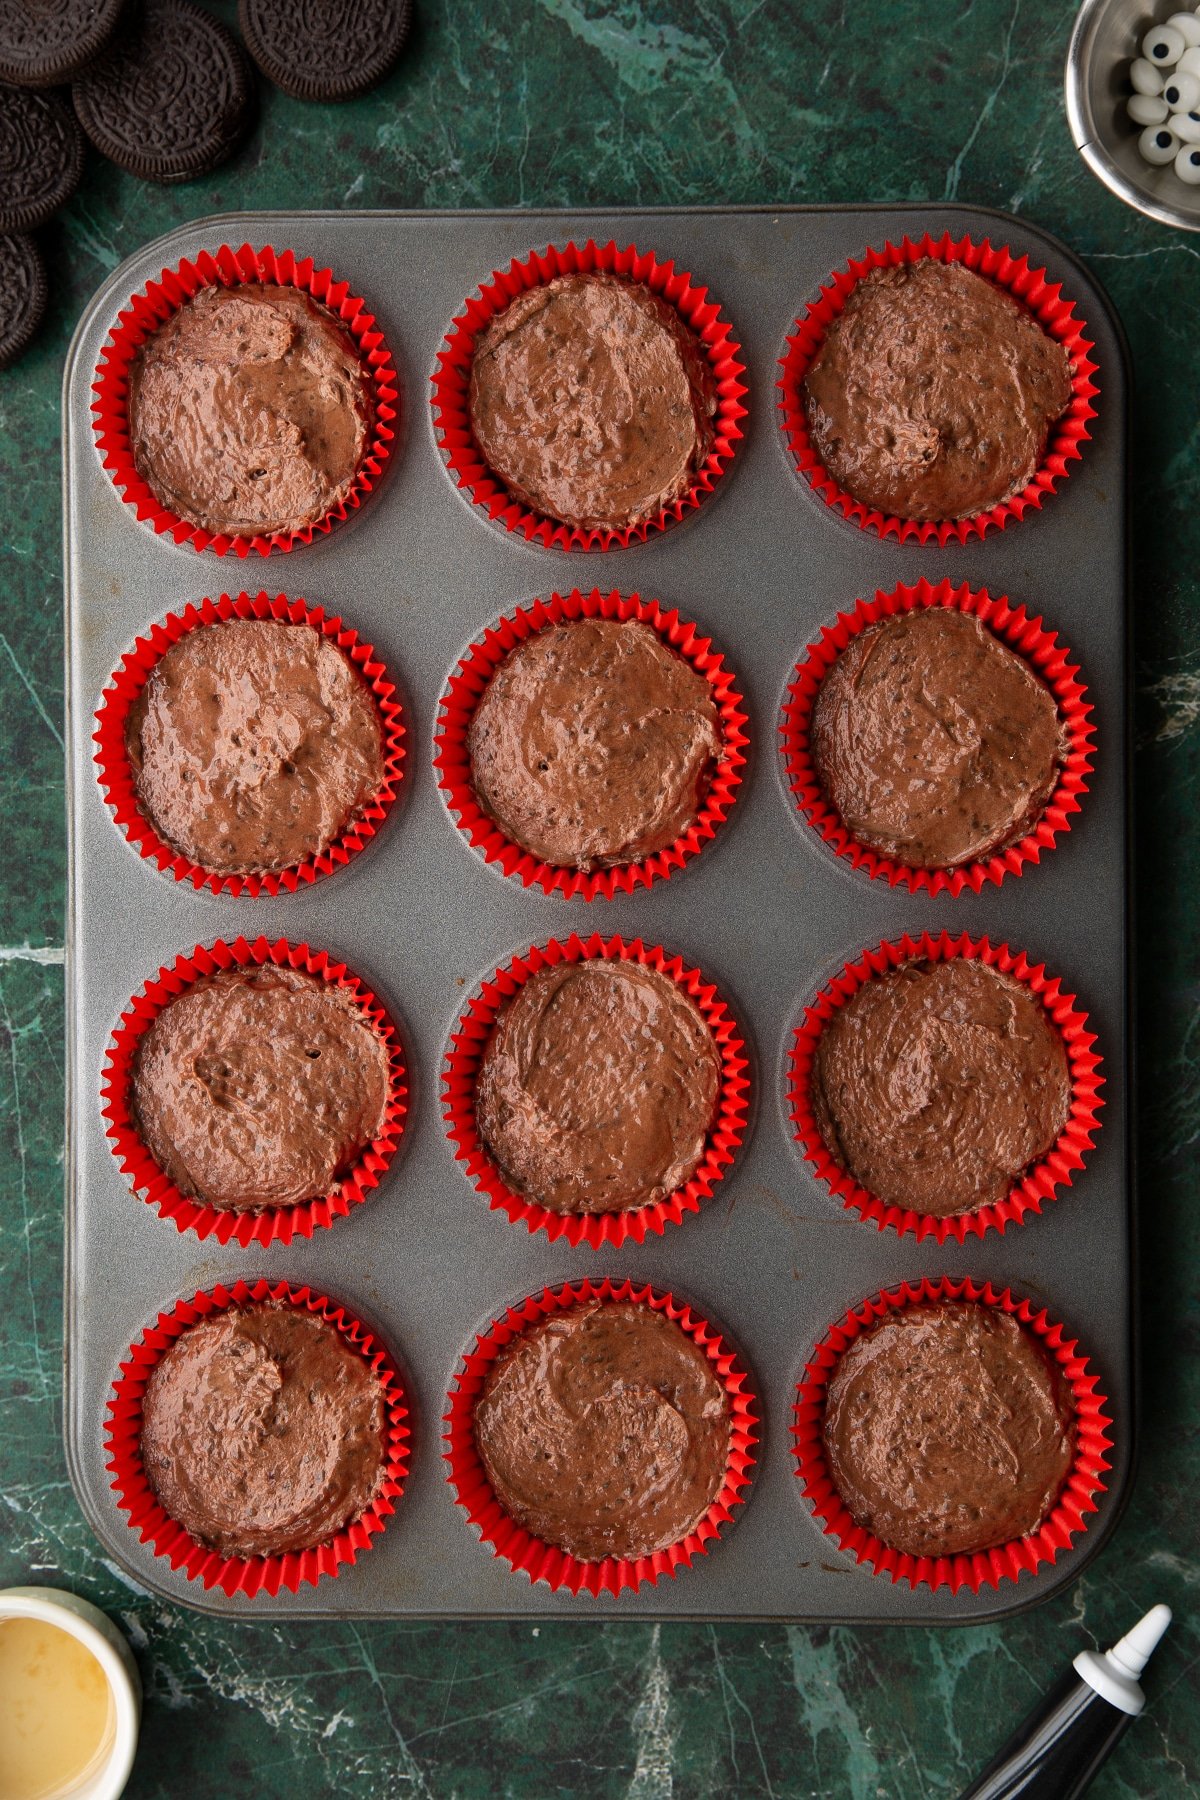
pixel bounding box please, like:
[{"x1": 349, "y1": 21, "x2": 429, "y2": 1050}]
[{"x1": 63, "y1": 206, "x2": 1131, "y2": 1622}]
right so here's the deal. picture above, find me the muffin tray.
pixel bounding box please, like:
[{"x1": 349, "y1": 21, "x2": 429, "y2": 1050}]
[{"x1": 62, "y1": 206, "x2": 1132, "y2": 1622}]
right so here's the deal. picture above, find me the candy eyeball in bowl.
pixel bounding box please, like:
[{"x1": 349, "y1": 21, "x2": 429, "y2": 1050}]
[
  {"x1": 1162, "y1": 69, "x2": 1200, "y2": 108},
  {"x1": 1067, "y1": 0, "x2": 1200, "y2": 227},
  {"x1": 1140, "y1": 121, "x2": 1182, "y2": 162},
  {"x1": 1128, "y1": 90, "x2": 1169, "y2": 123}
]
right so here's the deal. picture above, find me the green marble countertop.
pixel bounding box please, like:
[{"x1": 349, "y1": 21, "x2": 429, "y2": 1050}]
[{"x1": 2, "y1": 2, "x2": 1197, "y2": 1794}]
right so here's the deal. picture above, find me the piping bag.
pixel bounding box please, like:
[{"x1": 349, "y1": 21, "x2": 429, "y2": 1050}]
[{"x1": 956, "y1": 1604, "x2": 1172, "y2": 1800}]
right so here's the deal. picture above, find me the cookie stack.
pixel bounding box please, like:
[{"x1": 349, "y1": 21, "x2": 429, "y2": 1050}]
[{"x1": 0, "y1": 0, "x2": 414, "y2": 366}]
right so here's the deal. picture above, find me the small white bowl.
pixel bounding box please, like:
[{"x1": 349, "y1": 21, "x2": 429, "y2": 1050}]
[
  {"x1": 0, "y1": 1587, "x2": 141, "y2": 1800},
  {"x1": 1066, "y1": 0, "x2": 1200, "y2": 229}
]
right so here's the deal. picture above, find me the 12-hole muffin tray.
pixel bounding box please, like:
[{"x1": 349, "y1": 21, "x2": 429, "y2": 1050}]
[{"x1": 63, "y1": 206, "x2": 1132, "y2": 1621}]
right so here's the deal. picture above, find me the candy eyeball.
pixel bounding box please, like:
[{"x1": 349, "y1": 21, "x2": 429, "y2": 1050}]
[
  {"x1": 1129, "y1": 90, "x2": 1171, "y2": 124},
  {"x1": 1178, "y1": 43, "x2": 1200, "y2": 74},
  {"x1": 1174, "y1": 142, "x2": 1200, "y2": 179},
  {"x1": 1131, "y1": 55, "x2": 1165, "y2": 93},
  {"x1": 1130, "y1": 91, "x2": 1170, "y2": 123},
  {"x1": 1144, "y1": 23, "x2": 1186, "y2": 61},
  {"x1": 1166, "y1": 11, "x2": 1200, "y2": 44},
  {"x1": 1140, "y1": 122, "x2": 1182, "y2": 162},
  {"x1": 1162, "y1": 69, "x2": 1200, "y2": 107},
  {"x1": 1174, "y1": 107, "x2": 1200, "y2": 140}
]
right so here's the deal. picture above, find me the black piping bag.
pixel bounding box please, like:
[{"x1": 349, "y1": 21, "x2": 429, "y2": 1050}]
[{"x1": 956, "y1": 1603, "x2": 1172, "y2": 1800}]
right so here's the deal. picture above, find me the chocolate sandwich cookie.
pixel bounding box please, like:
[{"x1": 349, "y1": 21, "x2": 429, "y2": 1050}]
[
  {"x1": 72, "y1": 0, "x2": 253, "y2": 185},
  {"x1": 0, "y1": 233, "x2": 48, "y2": 369},
  {"x1": 0, "y1": 0, "x2": 128, "y2": 89},
  {"x1": 238, "y1": 0, "x2": 413, "y2": 102},
  {"x1": 0, "y1": 85, "x2": 86, "y2": 231}
]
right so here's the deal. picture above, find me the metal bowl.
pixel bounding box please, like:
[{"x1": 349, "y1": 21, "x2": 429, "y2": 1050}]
[{"x1": 1066, "y1": 0, "x2": 1200, "y2": 230}]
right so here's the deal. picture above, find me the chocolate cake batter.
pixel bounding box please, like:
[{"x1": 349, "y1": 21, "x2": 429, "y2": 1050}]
[
  {"x1": 127, "y1": 619, "x2": 384, "y2": 875},
  {"x1": 810, "y1": 608, "x2": 1065, "y2": 868},
  {"x1": 812, "y1": 957, "x2": 1070, "y2": 1217},
  {"x1": 140, "y1": 1300, "x2": 388, "y2": 1558},
  {"x1": 475, "y1": 960, "x2": 720, "y2": 1214},
  {"x1": 473, "y1": 1300, "x2": 730, "y2": 1561},
  {"x1": 468, "y1": 618, "x2": 721, "y2": 870},
  {"x1": 802, "y1": 261, "x2": 1072, "y2": 521},
  {"x1": 131, "y1": 965, "x2": 391, "y2": 1211},
  {"x1": 468, "y1": 273, "x2": 717, "y2": 531},
  {"x1": 822, "y1": 1300, "x2": 1076, "y2": 1558},
  {"x1": 128, "y1": 283, "x2": 371, "y2": 536}
]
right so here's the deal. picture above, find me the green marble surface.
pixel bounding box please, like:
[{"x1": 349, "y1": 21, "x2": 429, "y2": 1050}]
[{"x1": 1, "y1": 1, "x2": 1197, "y2": 1793}]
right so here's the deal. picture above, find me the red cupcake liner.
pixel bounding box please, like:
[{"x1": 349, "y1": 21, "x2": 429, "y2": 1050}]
[
  {"x1": 444, "y1": 1277, "x2": 758, "y2": 1597},
  {"x1": 442, "y1": 932, "x2": 750, "y2": 1248},
  {"x1": 793, "y1": 1275, "x2": 1112, "y2": 1594},
  {"x1": 434, "y1": 586, "x2": 748, "y2": 901},
  {"x1": 106, "y1": 1277, "x2": 410, "y2": 1598},
  {"x1": 787, "y1": 931, "x2": 1104, "y2": 1244},
  {"x1": 102, "y1": 935, "x2": 407, "y2": 1248},
  {"x1": 780, "y1": 578, "x2": 1095, "y2": 897},
  {"x1": 777, "y1": 232, "x2": 1099, "y2": 544},
  {"x1": 93, "y1": 590, "x2": 406, "y2": 899},
  {"x1": 431, "y1": 238, "x2": 747, "y2": 552},
  {"x1": 91, "y1": 243, "x2": 399, "y2": 557}
]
